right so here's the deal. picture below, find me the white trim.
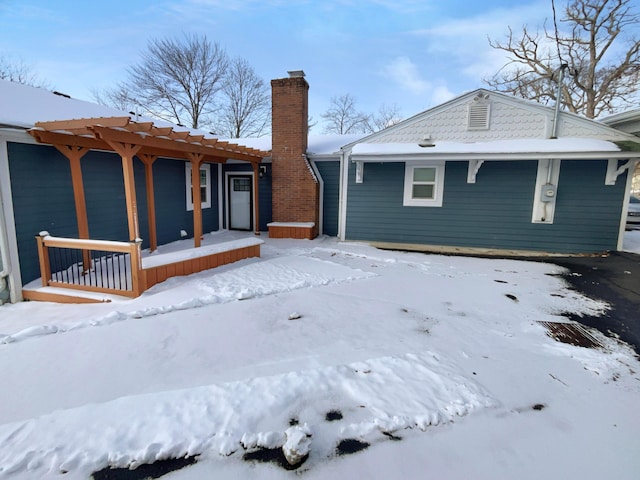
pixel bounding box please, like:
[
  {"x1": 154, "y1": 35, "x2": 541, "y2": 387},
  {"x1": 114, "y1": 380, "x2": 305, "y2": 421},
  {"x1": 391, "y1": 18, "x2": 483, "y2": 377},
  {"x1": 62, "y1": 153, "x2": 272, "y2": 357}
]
[
  {"x1": 618, "y1": 160, "x2": 638, "y2": 250},
  {"x1": 467, "y1": 160, "x2": 484, "y2": 183},
  {"x1": 605, "y1": 159, "x2": 634, "y2": 185},
  {"x1": 185, "y1": 163, "x2": 211, "y2": 211},
  {"x1": 531, "y1": 159, "x2": 561, "y2": 224},
  {"x1": 338, "y1": 149, "x2": 349, "y2": 240},
  {"x1": 351, "y1": 151, "x2": 640, "y2": 162},
  {"x1": 308, "y1": 159, "x2": 324, "y2": 235},
  {"x1": 224, "y1": 171, "x2": 255, "y2": 231},
  {"x1": 217, "y1": 164, "x2": 223, "y2": 230},
  {"x1": 355, "y1": 161, "x2": 364, "y2": 183},
  {"x1": 403, "y1": 163, "x2": 445, "y2": 207},
  {"x1": 0, "y1": 138, "x2": 23, "y2": 302}
]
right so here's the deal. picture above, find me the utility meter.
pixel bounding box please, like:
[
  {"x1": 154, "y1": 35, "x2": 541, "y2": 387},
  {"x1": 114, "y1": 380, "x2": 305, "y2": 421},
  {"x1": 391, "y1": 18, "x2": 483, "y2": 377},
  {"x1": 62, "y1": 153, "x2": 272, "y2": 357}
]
[{"x1": 540, "y1": 183, "x2": 556, "y2": 202}]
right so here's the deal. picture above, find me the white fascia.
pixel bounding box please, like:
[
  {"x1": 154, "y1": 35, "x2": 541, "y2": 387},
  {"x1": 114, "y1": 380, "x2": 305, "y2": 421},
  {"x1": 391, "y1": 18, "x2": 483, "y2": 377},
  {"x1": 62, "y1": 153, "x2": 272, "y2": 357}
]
[{"x1": 338, "y1": 149, "x2": 350, "y2": 241}]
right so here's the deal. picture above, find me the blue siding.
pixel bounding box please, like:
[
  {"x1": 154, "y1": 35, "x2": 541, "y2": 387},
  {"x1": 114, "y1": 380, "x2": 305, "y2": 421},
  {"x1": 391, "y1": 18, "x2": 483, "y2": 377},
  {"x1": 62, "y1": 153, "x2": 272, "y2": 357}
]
[
  {"x1": 9, "y1": 143, "x2": 81, "y2": 283},
  {"x1": 314, "y1": 160, "x2": 340, "y2": 236},
  {"x1": 151, "y1": 159, "x2": 219, "y2": 245},
  {"x1": 345, "y1": 159, "x2": 626, "y2": 253}
]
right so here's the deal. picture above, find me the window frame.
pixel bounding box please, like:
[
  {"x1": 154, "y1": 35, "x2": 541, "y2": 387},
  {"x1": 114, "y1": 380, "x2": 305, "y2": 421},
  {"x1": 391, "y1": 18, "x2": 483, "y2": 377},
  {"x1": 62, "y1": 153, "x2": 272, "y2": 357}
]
[
  {"x1": 185, "y1": 162, "x2": 212, "y2": 211},
  {"x1": 403, "y1": 163, "x2": 445, "y2": 207}
]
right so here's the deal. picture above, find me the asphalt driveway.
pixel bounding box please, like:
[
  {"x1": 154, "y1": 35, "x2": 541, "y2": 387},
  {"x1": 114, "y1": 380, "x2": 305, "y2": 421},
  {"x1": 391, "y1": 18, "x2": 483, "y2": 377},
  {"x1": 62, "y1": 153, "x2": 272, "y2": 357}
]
[{"x1": 537, "y1": 251, "x2": 640, "y2": 354}]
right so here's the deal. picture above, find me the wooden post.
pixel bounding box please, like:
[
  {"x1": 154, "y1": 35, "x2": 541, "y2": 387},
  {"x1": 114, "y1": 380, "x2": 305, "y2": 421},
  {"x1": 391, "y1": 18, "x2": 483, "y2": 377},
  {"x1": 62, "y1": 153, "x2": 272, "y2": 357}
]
[
  {"x1": 253, "y1": 162, "x2": 261, "y2": 235},
  {"x1": 188, "y1": 153, "x2": 205, "y2": 248},
  {"x1": 35, "y1": 234, "x2": 51, "y2": 287},
  {"x1": 53, "y1": 145, "x2": 92, "y2": 271},
  {"x1": 130, "y1": 238, "x2": 144, "y2": 296},
  {"x1": 106, "y1": 142, "x2": 142, "y2": 241},
  {"x1": 138, "y1": 154, "x2": 158, "y2": 252}
]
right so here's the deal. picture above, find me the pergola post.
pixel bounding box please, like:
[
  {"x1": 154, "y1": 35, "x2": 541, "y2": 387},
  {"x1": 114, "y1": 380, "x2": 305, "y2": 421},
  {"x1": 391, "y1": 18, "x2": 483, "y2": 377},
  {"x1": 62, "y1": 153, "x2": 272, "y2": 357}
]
[
  {"x1": 188, "y1": 153, "x2": 205, "y2": 248},
  {"x1": 253, "y1": 162, "x2": 261, "y2": 235},
  {"x1": 138, "y1": 154, "x2": 158, "y2": 252},
  {"x1": 53, "y1": 145, "x2": 91, "y2": 270},
  {"x1": 105, "y1": 142, "x2": 142, "y2": 241}
]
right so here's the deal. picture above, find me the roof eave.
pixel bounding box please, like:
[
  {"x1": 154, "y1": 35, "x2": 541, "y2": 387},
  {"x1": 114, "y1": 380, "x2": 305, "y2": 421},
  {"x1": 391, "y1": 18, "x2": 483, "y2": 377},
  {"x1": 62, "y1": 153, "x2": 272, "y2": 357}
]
[{"x1": 350, "y1": 151, "x2": 640, "y2": 162}]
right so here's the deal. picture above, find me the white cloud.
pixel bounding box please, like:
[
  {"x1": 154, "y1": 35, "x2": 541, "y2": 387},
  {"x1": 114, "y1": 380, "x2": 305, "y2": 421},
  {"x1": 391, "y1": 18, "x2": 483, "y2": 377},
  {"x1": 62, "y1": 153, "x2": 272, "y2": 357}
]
[
  {"x1": 409, "y1": 1, "x2": 551, "y2": 82},
  {"x1": 381, "y1": 56, "x2": 430, "y2": 94}
]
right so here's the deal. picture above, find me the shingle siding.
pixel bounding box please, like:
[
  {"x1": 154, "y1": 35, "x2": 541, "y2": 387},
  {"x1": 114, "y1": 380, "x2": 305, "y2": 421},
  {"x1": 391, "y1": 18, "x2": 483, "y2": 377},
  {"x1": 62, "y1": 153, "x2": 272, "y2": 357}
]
[{"x1": 345, "y1": 159, "x2": 625, "y2": 253}]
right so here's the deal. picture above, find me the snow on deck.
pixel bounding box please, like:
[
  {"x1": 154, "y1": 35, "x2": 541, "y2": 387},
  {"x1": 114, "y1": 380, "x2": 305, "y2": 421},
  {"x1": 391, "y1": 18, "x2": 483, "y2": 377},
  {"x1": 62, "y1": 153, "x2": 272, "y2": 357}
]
[{"x1": 141, "y1": 237, "x2": 263, "y2": 269}]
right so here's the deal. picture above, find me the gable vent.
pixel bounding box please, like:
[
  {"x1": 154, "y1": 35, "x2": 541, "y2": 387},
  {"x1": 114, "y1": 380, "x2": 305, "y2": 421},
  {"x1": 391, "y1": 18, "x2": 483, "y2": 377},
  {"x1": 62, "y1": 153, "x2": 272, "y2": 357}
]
[{"x1": 467, "y1": 94, "x2": 490, "y2": 130}]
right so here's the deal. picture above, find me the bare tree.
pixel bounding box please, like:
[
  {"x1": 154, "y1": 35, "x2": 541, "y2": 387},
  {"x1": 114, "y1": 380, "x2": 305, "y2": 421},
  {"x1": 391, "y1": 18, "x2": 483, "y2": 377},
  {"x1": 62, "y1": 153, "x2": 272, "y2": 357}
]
[
  {"x1": 322, "y1": 95, "x2": 404, "y2": 134},
  {"x1": 367, "y1": 103, "x2": 403, "y2": 132},
  {"x1": 0, "y1": 55, "x2": 48, "y2": 88},
  {"x1": 321, "y1": 94, "x2": 371, "y2": 134},
  {"x1": 124, "y1": 34, "x2": 228, "y2": 128},
  {"x1": 485, "y1": 0, "x2": 640, "y2": 118},
  {"x1": 92, "y1": 82, "x2": 140, "y2": 113},
  {"x1": 212, "y1": 58, "x2": 270, "y2": 138}
]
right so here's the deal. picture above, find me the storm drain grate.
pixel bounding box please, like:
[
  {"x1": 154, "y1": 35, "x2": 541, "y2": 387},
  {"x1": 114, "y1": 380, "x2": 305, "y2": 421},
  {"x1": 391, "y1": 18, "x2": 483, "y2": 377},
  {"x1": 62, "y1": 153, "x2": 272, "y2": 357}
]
[{"x1": 537, "y1": 321, "x2": 606, "y2": 350}]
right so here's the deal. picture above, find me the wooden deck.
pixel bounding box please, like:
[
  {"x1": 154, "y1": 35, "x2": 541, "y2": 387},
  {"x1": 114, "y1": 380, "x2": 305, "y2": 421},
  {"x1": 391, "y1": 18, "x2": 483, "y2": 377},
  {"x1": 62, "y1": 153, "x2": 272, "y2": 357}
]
[{"x1": 24, "y1": 235, "x2": 263, "y2": 304}]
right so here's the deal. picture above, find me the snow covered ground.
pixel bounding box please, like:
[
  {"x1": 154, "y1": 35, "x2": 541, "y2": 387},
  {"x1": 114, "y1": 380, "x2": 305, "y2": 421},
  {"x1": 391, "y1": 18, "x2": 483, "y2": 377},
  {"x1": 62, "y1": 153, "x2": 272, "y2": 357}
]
[{"x1": 1, "y1": 231, "x2": 639, "y2": 479}]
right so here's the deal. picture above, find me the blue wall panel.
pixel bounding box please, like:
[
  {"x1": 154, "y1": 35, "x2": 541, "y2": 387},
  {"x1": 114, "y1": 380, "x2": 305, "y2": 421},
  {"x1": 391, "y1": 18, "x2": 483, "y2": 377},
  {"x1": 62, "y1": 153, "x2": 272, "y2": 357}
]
[
  {"x1": 345, "y1": 159, "x2": 625, "y2": 253},
  {"x1": 314, "y1": 160, "x2": 340, "y2": 237}
]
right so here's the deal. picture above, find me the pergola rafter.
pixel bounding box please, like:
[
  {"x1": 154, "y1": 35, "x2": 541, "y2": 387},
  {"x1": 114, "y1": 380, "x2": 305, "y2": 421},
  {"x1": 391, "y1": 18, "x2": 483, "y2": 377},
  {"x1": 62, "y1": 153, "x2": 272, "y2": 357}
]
[{"x1": 27, "y1": 116, "x2": 268, "y2": 249}]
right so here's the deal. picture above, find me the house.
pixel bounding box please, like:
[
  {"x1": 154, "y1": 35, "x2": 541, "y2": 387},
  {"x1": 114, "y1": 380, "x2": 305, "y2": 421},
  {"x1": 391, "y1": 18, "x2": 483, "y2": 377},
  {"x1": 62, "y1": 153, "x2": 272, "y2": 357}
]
[
  {"x1": 268, "y1": 73, "x2": 640, "y2": 255},
  {"x1": 2, "y1": 72, "x2": 640, "y2": 305},
  {"x1": 0, "y1": 79, "x2": 271, "y2": 304},
  {"x1": 334, "y1": 90, "x2": 640, "y2": 255}
]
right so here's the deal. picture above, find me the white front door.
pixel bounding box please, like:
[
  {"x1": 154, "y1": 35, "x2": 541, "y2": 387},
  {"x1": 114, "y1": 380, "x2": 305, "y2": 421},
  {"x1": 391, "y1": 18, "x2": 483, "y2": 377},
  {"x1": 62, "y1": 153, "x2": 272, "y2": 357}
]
[{"x1": 228, "y1": 175, "x2": 252, "y2": 230}]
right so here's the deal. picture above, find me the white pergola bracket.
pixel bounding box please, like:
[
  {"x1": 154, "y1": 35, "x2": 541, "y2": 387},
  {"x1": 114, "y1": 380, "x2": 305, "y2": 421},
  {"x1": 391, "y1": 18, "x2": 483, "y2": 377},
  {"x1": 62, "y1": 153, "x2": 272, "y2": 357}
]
[
  {"x1": 355, "y1": 160, "x2": 364, "y2": 184},
  {"x1": 467, "y1": 159, "x2": 485, "y2": 183},
  {"x1": 605, "y1": 159, "x2": 633, "y2": 185}
]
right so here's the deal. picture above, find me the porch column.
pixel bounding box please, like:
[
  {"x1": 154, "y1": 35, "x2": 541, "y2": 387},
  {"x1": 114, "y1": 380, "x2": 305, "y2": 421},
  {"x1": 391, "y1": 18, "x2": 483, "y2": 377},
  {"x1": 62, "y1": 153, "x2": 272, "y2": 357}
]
[
  {"x1": 253, "y1": 162, "x2": 261, "y2": 235},
  {"x1": 53, "y1": 145, "x2": 91, "y2": 271},
  {"x1": 138, "y1": 154, "x2": 158, "y2": 252},
  {"x1": 53, "y1": 145, "x2": 90, "y2": 240},
  {"x1": 187, "y1": 153, "x2": 205, "y2": 248},
  {"x1": 105, "y1": 142, "x2": 142, "y2": 241}
]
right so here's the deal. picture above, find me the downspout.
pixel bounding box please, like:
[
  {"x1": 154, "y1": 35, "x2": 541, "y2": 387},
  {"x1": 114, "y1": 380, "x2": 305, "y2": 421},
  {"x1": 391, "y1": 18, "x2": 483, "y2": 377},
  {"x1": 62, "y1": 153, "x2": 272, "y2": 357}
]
[
  {"x1": 0, "y1": 191, "x2": 11, "y2": 305},
  {"x1": 307, "y1": 156, "x2": 324, "y2": 235}
]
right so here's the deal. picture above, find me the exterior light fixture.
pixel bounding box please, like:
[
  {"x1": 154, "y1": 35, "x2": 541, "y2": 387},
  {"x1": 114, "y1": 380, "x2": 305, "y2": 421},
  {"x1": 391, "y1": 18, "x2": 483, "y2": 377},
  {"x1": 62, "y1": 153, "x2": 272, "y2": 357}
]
[{"x1": 419, "y1": 135, "x2": 435, "y2": 147}]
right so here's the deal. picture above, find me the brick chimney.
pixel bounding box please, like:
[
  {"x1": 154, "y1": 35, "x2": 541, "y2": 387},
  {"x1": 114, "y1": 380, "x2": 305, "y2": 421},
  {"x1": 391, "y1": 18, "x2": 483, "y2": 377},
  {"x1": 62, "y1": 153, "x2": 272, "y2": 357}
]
[{"x1": 269, "y1": 70, "x2": 319, "y2": 240}]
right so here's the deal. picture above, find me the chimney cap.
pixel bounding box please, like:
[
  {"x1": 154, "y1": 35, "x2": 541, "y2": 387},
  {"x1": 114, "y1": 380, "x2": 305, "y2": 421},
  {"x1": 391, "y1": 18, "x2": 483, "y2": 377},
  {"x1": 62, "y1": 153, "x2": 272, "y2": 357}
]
[{"x1": 287, "y1": 70, "x2": 305, "y2": 78}]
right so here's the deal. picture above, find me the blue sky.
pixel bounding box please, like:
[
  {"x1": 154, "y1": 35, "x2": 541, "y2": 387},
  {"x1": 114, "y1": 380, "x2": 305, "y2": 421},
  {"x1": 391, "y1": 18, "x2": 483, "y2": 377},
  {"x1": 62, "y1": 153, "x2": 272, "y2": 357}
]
[{"x1": 0, "y1": 0, "x2": 577, "y2": 131}]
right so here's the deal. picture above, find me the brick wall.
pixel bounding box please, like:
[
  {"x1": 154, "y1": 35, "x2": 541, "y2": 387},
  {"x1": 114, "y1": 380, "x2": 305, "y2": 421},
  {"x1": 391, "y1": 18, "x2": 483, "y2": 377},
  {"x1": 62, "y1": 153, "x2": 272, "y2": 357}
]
[{"x1": 270, "y1": 74, "x2": 319, "y2": 237}]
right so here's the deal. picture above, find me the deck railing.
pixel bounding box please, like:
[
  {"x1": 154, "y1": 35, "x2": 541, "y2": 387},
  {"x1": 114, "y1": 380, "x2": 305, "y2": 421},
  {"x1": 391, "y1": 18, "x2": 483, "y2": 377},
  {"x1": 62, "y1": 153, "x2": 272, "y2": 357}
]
[{"x1": 35, "y1": 234, "x2": 143, "y2": 298}]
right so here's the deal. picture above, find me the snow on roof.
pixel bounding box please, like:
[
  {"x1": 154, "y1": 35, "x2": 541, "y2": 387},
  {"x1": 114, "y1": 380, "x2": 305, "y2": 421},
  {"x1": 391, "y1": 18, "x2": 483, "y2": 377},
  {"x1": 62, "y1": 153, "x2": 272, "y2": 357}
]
[
  {"x1": 229, "y1": 133, "x2": 363, "y2": 156},
  {"x1": 0, "y1": 79, "x2": 135, "y2": 129},
  {"x1": 351, "y1": 138, "x2": 622, "y2": 156},
  {"x1": 307, "y1": 133, "x2": 363, "y2": 155}
]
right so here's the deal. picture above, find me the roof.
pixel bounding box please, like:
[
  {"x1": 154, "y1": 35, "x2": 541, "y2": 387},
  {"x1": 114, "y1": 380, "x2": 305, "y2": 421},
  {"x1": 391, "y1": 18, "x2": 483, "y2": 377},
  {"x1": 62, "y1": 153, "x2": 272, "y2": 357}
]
[
  {"x1": 342, "y1": 88, "x2": 640, "y2": 151},
  {"x1": 601, "y1": 109, "x2": 640, "y2": 136},
  {"x1": 350, "y1": 137, "x2": 640, "y2": 162},
  {"x1": 0, "y1": 79, "x2": 267, "y2": 160}
]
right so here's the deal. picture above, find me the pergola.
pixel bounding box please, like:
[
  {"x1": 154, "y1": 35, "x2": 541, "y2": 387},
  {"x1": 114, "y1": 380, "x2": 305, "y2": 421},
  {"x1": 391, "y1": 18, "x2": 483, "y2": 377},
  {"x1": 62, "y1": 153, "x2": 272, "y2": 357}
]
[{"x1": 28, "y1": 116, "x2": 268, "y2": 251}]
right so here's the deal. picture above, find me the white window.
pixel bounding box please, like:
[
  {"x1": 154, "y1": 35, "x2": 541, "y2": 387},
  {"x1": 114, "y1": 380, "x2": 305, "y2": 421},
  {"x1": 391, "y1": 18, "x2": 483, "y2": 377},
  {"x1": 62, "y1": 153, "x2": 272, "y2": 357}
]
[
  {"x1": 186, "y1": 163, "x2": 211, "y2": 211},
  {"x1": 403, "y1": 163, "x2": 445, "y2": 207}
]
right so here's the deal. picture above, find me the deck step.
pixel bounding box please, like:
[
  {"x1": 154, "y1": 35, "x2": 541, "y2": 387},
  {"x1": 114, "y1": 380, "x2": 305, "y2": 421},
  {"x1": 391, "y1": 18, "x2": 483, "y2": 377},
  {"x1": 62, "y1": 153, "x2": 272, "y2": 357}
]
[{"x1": 22, "y1": 287, "x2": 129, "y2": 304}]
